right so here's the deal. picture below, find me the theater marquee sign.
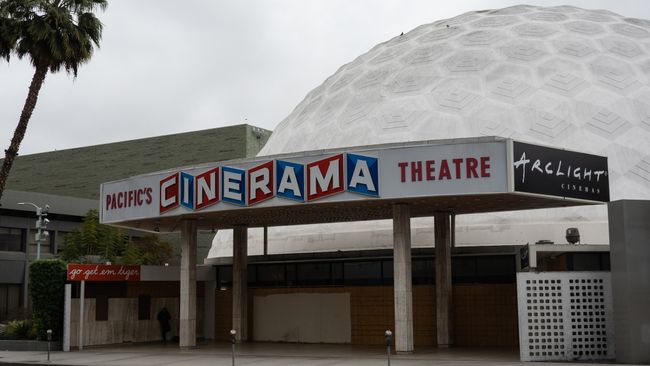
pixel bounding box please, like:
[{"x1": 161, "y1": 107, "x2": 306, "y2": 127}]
[
  {"x1": 100, "y1": 138, "x2": 609, "y2": 227},
  {"x1": 512, "y1": 141, "x2": 609, "y2": 202}
]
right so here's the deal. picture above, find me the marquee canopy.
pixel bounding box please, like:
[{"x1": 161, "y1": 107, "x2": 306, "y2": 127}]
[{"x1": 100, "y1": 136, "x2": 608, "y2": 232}]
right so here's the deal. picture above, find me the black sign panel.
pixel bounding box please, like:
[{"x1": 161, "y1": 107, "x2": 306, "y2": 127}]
[{"x1": 512, "y1": 141, "x2": 609, "y2": 202}]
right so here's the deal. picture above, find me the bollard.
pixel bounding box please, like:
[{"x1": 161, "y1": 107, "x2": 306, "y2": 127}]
[
  {"x1": 384, "y1": 330, "x2": 392, "y2": 366},
  {"x1": 47, "y1": 329, "x2": 52, "y2": 362},
  {"x1": 230, "y1": 329, "x2": 237, "y2": 366}
]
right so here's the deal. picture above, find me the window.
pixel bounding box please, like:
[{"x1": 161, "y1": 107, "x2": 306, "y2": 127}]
[
  {"x1": 452, "y1": 255, "x2": 515, "y2": 283},
  {"x1": 255, "y1": 264, "x2": 285, "y2": 287},
  {"x1": 285, "y1": 264, "x2": 297, "y2": 286},
  {"x1": 452, "y1": 256, "x2": 476, "y2": 283},
  {"x1": 54, "y1": 231, "x2": 70, "y2": 254},
  {"x1": 413, "y1": 258, "x2": 435, "y2": 284},
  {"x1": 331, "y1": 262, "x2": 343, "y2": 286},
  {"x1": 247, "y1": 266, "x2": 257, "y2": 284},
  {"x1": 343, "y1": 261, "x2": 382, "y2": 286},
  {"x1": 570, "y1": 253, "x2": 609, "y2": 271},
  {"x1": 47, "y1": 230, "x2": 55, "y2": 254},
  {"x1": 475, "y1": 256, "x2": 515, "y2": 282},
  {"x1": 216, "y1": 254, "x2": 516, "y2": 289},
  {"x1": 217, "y1": 266, "x2": 232, "y2": 288},
  {"x1": 0, "y1": 227, "x2": 25, "y2": 252},
  {"x1": 382, "y1": 260, "x2": 393, "y2": 285},
  {"x1": 0, "y1": 284, "x2": 22, "y2": 321},
  {"x1": 600, "y1": 253, "x2": 610, "y2": 270},
  {"x1": 296, "y1": 262, "x2": 330, "y2": 286}
]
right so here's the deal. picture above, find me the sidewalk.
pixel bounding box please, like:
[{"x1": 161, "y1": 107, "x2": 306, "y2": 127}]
[{"x1": 0, "y1": 342, "x2": 617, "y2": 366}]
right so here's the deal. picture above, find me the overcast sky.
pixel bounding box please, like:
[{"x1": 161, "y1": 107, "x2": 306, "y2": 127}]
[{"x1": 2, "y1": 0, "x2": 649, "y2": 156}]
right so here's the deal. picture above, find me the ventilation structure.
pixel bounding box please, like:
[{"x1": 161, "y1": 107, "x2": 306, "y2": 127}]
[{"x1": 516, "y1": 272, "x2": 615, "y2": 362}]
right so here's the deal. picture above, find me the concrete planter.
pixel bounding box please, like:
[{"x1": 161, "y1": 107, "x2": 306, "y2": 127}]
[{"x1": 0, "y1": 339, "x2": 62, "y2": 352}]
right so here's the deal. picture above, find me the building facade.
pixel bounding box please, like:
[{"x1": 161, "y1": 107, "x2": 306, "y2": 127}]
[{"x1": 0, "y1": 124, "x2": 271, "y2": 320}]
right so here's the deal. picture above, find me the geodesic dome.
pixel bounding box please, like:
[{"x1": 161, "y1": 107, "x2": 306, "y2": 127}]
[{"x1": 210, "y1": 5, "x2": 650, "y2": 258}]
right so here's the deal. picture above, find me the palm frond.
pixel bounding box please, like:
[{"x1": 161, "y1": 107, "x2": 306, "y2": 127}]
[{"x1": 2, "y1": 0, "x2": 105, "y2": 75}]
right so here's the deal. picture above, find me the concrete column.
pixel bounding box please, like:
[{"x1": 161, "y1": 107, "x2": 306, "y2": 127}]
[
  {"x1": 435, "y1": 212, "x2": 453, "y2": 348},
  {"x1": 392, "y1": 204, "x2": 414, "y2": 353},
  {"x1": 263, "y1": 226, "x2": 268, "y2": 256},
  {"x1": 78, "y1": 280, "x2": 85, "y2": 350},
  {"x1": 179, "y1": 219, "x2": 197, "y2": 349},
  {"x1": 22, "y1": 261, "x2": 29, "y2": 310},
  {"x1": 608, "y1": 200, "x2": 650, "y2": 364},
  {"x1": 63, "y1": 284, "x2": 71, "y2": 352},
  {"x1": 232, "y1": 225, "x2": 248, "y2": 341},
  {"x1": 450, "y1": 213, "x2": 456, "y2": 248}
]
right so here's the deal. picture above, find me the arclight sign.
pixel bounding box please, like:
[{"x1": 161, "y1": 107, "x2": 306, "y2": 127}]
[{"x1": 100, "y1": 139, "x2": 609, "y2": 226}]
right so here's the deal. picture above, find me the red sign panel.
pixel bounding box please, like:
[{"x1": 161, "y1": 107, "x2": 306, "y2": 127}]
[
  {"x1": 306, "y1": 154, "x2": 344, "y2": 201},
  {"x1": 67, "y1": 264, "x2": 141, "y2": 282}
]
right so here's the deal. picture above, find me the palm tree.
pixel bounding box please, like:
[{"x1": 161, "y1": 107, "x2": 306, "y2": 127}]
[{"x1": 0, "y1": 0, "x2": 106, "y2": 203}]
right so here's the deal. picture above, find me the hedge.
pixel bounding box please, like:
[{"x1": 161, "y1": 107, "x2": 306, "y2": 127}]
[{"x1": 29, "y1": 259, "x2": 66, "y2": 340}]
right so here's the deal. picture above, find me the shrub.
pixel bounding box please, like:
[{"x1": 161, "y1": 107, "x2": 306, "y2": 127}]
[
  {"x1": 1, "y1": 319, "x2": 37, "y2": 340},
  {"x1": 122, "y1": 234, "x2": 174, "y2": 265},
  {"x1": 29, "y1": 259, "x2": 66, "y2": 340},
  {"x1": 59, "y1": 209, "x2": 128, "y2": 263}
]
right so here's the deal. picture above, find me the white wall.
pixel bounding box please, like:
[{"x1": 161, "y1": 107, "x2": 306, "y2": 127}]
[
  {"x1": 253, "y1": 293, "x2": 351, "y2": 343},
  {"x1": 69, "y1": 297, "x2": 203, "y2": 347}
]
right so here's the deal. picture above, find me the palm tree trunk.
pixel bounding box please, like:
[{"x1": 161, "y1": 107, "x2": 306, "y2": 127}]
[{"x1": 0, "y1": 64, "x2": 48, "y2": 204}]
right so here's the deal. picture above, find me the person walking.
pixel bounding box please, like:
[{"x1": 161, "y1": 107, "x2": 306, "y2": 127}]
[{"x1": 157, "y1": 307, "x2": 171, "y2": 345}]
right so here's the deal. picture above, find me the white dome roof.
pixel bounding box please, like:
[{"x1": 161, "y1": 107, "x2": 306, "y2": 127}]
[{"x1": 210, "y1": 5, "x2": 650, "y2": 259}]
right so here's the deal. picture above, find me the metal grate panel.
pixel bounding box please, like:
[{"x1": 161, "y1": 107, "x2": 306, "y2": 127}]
[{"x1": 517, "y1": 272, "x2": 615, "y2": 361}]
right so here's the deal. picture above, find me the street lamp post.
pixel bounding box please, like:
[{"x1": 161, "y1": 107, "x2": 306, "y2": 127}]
[{"x1": 18, "y1": 202, "x2": 49, "y2": 260}]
